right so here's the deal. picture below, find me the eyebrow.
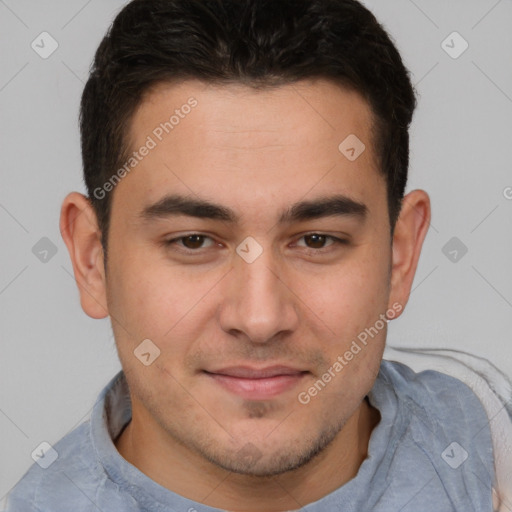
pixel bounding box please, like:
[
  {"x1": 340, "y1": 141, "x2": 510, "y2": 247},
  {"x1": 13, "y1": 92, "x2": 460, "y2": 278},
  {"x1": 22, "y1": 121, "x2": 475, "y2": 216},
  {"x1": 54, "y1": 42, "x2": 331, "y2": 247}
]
[{"x1": 139, "y1": 193, "x2": 368, "y2": 225}]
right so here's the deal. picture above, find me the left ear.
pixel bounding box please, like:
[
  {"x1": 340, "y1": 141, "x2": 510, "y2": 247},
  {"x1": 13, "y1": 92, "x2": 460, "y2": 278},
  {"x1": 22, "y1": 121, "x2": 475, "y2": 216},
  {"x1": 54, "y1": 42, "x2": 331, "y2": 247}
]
[{"x1": 387, "y1": 189, "x2": 431, "y2": 317}]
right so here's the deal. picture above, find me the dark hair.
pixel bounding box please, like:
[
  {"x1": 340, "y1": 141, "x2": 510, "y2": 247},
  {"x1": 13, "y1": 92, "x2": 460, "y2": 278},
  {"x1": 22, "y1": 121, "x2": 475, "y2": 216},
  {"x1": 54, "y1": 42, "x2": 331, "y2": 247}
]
[{"x1": 80, "y1": 0, "x2": 416, "y2": 257}]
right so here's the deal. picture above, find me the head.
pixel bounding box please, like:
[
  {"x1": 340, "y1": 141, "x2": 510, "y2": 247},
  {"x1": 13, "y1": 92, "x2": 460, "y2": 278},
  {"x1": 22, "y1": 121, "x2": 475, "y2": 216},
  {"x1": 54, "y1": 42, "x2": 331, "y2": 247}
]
[
  {"x1": 80, "y1": 0, "x2": 417, "y2": 257},
  {"x1": 61, "y1": 0, "x2": 430, "y2": 478}
]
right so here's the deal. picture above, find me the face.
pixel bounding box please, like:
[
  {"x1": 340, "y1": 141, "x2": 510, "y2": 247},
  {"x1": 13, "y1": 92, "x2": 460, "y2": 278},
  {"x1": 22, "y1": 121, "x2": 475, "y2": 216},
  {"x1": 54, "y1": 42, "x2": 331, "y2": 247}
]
[{"x1": 87, "y1": 79, "x2": 401, "y2": 475}]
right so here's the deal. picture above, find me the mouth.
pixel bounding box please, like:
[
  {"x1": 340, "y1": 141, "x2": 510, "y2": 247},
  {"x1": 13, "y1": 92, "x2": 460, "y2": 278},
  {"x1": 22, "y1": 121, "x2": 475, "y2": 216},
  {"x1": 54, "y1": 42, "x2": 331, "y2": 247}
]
[{"x1": 203, "y1": 365, "x2": 310, "y2": 400}]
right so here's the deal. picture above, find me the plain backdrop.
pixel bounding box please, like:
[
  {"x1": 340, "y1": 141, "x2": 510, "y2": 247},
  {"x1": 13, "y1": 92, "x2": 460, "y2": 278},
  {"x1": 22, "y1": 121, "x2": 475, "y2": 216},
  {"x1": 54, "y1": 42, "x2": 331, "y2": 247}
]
[{"x1": 1, "y1": 0, "x2": 511, "y2": 506}]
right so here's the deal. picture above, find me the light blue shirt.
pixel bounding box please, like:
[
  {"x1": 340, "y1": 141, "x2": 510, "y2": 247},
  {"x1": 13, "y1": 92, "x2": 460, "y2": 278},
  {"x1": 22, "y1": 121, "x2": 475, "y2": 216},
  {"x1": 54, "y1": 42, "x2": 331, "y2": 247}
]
[{"x1": 5, "y1": 360, "x2": 496, "y2": 511}]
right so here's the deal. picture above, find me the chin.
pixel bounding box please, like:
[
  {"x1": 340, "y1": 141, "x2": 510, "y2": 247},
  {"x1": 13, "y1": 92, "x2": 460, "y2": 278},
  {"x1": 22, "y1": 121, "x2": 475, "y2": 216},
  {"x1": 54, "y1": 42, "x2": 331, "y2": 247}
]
[{"x1": 201, "y1": 421, "x2": 343, "y2": 477}]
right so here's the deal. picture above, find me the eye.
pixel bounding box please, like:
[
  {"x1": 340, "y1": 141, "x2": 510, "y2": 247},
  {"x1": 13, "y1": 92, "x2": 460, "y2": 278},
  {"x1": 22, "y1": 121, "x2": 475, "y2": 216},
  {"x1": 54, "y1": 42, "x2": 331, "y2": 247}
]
[
  {"x1": 162, "y1": 232, "x2": 348, "y2": 256},
  {"x1": 295, "y1": 233, "x2": 347, "y2": 250},
  {"x1": 165, "y1": 234, "x2": 216, "y2": 251}
]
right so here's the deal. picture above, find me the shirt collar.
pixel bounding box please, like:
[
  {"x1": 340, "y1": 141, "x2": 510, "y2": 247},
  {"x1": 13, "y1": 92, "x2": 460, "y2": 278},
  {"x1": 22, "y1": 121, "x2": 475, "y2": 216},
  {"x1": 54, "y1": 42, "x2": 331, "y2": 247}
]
[{"x1": 89, "y1": 364, "x2": 395, "y2": 510}]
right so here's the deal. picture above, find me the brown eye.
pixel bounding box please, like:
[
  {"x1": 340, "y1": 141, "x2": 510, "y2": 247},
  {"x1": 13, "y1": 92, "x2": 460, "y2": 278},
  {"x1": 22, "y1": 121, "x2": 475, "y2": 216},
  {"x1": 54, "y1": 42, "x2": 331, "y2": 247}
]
[
  {"x1": 303, "y1": 234, "x2": 328, "y2": 249},
  {"x1": 295, "y1": 233, "x2": 348, "y2": 252},
  {"x1": 181, "y1": 234, "x2": 207, "y2": 249},
  {"x1": 164, "y1": 234, "x2": 216, "y2": 252}
]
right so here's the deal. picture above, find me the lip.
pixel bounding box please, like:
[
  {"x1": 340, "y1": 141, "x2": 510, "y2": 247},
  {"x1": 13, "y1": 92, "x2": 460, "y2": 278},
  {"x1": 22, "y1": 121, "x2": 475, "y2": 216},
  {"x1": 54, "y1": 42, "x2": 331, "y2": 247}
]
[{"x1": 204, "y1": 365, "x2": 309, "y2": 400}]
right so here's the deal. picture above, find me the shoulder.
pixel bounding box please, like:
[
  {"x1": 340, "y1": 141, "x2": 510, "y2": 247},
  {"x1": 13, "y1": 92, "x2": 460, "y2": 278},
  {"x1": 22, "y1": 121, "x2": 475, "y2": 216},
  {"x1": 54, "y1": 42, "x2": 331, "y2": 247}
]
[
  {"x1": 380, "y1": 357, "x2": 491, "y2": 425},
  {"x1": 379, "y1": 358, "x2": 495, "y2": 468},
  {"x1": 382, "y1": 348, "x2": 512, "y2": 510},
  {"x1": 5, "y1": 421, "x2": 105, "y2": 512}
]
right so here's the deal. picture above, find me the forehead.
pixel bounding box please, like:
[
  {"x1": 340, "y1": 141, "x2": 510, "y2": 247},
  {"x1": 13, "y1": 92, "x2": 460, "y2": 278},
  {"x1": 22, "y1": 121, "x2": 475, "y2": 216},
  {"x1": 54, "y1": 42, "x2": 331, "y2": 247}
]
[
  {"x1": 132, "y1": 78, "x2": 376, "y2": 152},
  {"x1": 114, "y1": 78, "x2": 384, "y2": 222}
]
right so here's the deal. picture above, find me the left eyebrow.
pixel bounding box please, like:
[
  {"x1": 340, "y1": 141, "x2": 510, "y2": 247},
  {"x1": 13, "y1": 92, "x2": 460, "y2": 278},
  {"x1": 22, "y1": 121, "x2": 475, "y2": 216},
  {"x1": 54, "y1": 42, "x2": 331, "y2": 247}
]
[
  {"x1": 278, "y1": 195, "x2": 368, "y2": 224},
  {"x1": 138, "y1": 193, "x2": 368, "y2": 224}
]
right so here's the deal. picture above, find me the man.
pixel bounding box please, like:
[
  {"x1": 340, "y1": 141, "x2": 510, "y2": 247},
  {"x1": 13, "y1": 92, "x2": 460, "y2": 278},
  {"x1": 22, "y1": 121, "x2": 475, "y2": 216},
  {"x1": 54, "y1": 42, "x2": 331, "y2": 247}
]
[{"x1": 5, "y1": 0, "x2": 510, "y2": 510}]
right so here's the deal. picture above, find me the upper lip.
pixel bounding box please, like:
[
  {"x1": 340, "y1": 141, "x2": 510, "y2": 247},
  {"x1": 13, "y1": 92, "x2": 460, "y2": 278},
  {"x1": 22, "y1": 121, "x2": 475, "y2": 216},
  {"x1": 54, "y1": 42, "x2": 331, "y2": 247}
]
[{"x1": 205, "y1": 365, "x2": 307, "y2": 379}]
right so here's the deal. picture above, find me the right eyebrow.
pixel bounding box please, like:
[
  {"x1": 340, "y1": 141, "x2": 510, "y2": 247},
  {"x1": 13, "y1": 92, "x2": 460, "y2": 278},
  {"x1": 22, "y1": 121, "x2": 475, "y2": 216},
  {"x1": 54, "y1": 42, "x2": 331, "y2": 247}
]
[{"x1": 139, "y1": 194, "x2": 237, "y2": 223}]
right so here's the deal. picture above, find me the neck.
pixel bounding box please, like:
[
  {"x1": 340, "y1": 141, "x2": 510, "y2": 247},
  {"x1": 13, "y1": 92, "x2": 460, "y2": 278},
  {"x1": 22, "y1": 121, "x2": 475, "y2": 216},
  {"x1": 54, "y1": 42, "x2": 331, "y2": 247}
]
[{"x1": 115, "y1": 396, "x2": 380, "y2": 511}]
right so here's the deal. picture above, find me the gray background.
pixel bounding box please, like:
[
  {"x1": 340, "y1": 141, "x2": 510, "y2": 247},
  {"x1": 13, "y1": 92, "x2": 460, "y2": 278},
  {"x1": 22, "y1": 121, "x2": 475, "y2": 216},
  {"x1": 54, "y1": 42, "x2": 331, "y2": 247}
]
[{"x1": 1, "y1": 0, "x2": 511, "y2": 506}]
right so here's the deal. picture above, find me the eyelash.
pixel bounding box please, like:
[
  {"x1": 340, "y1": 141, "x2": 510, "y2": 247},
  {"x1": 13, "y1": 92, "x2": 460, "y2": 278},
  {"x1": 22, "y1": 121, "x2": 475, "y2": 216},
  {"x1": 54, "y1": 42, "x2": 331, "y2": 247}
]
[{"x1": 163, "y1": 233, "x2": 349, "y2": 255}]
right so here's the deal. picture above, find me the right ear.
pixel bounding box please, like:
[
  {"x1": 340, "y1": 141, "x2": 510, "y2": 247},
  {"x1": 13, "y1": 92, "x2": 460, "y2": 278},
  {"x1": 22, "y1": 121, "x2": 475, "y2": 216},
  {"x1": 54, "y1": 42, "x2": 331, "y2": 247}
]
[{"x1": 59, "y1": 192, "x2": 109, "y2": 319}]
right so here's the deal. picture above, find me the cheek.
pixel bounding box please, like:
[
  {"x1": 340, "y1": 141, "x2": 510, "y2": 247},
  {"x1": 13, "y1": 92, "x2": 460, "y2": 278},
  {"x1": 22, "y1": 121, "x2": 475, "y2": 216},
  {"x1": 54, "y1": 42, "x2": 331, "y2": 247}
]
[
  {"x1": 105, "y1": 248, "x2": 175, "y2": 344},
  {"x1": 107, "y1": 249, "x2": 220, "y2": 359},
  {"x1": 306, "y1": 249, "x2": 390, "y2": 336}
]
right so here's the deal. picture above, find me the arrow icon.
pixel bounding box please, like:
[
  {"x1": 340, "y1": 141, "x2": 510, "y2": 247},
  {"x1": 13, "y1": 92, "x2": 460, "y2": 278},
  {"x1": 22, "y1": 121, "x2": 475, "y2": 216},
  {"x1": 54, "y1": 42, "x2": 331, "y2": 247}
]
[
  {"x1": 134, "y1": 339, "x2": 161, "y2": 365},
  {"x1": 339, "y1": 134, "x2": 365, "y2": 161},
  {"x1": 32, "y1": 237, "x2": 58, "y2": 262},
  {"x1": 441, "y1": 441, "x2": 468, "y2": 468},
  {"x1": 31, "y1": 442, "x2": 58, "y2": 468},
  {"x1": 236, "y1": 236, "x2": 263, "y2": 263},
  {"x1": 441, "y1": 32, "x2": 468, "y2": 60},
  {"x1": 31, "y1": 31, "x2": 59, "y2": 59},
  {"x1": 442, "y1": 237, "x2": 468, "y2": 263}
]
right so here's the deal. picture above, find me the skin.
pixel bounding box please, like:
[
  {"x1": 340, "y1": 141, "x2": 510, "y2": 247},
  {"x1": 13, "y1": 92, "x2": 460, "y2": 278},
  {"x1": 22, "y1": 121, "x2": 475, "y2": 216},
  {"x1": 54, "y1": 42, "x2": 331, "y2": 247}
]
[{"x1": 60, "y1": 78, "x2": 430, "y2": 511}]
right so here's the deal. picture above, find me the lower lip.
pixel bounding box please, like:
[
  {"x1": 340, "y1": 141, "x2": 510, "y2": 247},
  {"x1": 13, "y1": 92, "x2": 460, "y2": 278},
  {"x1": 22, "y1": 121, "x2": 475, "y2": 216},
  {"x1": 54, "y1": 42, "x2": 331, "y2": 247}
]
[{"x1": 206, "y1": 372, "x2": 307, "y2": 400}]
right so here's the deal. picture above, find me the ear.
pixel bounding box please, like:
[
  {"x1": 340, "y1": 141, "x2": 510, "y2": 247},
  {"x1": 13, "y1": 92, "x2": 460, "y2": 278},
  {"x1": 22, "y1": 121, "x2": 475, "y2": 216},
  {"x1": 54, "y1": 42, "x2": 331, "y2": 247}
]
[
  {"x1": 59, "y1": 192, "x2": 109, "y2": 319},
  {"x1": 387, "y1": 189, "x2": 431, "y2": 318}
]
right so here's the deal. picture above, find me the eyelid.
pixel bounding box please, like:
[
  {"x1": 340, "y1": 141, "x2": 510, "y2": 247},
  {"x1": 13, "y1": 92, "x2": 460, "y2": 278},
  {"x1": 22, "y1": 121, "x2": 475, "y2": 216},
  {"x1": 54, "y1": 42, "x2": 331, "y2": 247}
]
[
  {"x1": 163, "y1": 231, "x2": 349, "y2": 254},
  {"x1": 293, "y1": 233, "x2": 348, "y2": 248},
  {"x1": 164, "y1": 233, "x2": 217, "y2": 251}
]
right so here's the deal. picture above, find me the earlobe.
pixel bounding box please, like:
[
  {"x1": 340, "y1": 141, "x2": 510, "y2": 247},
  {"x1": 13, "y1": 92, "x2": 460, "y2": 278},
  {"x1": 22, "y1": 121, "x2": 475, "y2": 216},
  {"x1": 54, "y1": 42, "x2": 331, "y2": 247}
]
[
  {"x1": 387, "y1": 189, "x2": 431, "y2": 317},
  {"x1": 59, "y1": 192, "x2": 109, "y2": 319}
]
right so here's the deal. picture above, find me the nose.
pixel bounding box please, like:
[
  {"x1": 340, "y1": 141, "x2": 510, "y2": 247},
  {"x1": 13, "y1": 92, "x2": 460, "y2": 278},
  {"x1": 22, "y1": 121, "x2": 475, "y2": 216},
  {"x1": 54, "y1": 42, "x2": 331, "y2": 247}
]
[{"x1": 218, "y1": 247, "x2": 299, "y2": 344}]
